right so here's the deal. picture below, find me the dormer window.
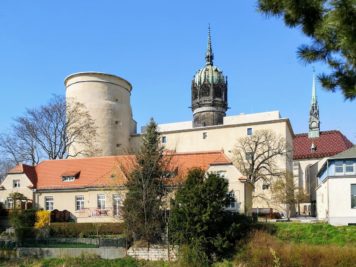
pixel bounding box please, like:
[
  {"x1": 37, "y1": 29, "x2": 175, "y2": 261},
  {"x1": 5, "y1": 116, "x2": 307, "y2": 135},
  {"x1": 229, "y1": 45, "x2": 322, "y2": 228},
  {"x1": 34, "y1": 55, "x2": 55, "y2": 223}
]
[
  {"x1": 61, "y1": 171, "x2": 80, "y2": 182},
  {"x1": 62, "y1": 176, "x2": 75, "y2": 182}
]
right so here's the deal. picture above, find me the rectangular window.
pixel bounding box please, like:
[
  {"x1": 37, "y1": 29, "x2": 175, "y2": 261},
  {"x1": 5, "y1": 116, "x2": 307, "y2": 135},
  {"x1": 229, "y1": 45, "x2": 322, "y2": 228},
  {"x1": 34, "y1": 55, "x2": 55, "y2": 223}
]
[
  {"x1": 162, "y1": 136, "x2": 167, "y2": 144},
  {"x1": 217, "y1": 171, "x2": 226, "y2": 179},
  {"x1": 246, "y1": 152, "x2": 253, "y2": 161},
  {"x1": 13, "y1": 180, "x2": 20, "y2": 188},
  {"x1": 351, "y1": 184, "x2": 356, "y2": 209},
  {"x1": 345, "y1": 161, "x2": 354, "y2": 174},
  {"x1": 113, "y1": 194, "x2": 121, "y2": 216},
  {"x1": 335, "y1": 161, "x2": 343, "y2": 174},
  {"x1": 75, "y1": 195, "x2": 84, "y2": 211},
  {"x1": 6, "y1": 198, "x2": 13, "y2": 209},
  {"x1": 262, "y1": 183, "x2": 270, "y2": 190},
  {"x1": 226, "y1": 192, "x2": 236, "y2": 209},
  {"x1": 97, "y1": 194, "x2": 106, "y2": 210},
  {"x1": 45, "y1": 196, "x2": 54, "y2": 211},
  {"x1": 203, "y1": 132, "x2": 207, "y2": 139},
  {"x1": 247, "y1": 128, "x2": 253, "y2": 136}
]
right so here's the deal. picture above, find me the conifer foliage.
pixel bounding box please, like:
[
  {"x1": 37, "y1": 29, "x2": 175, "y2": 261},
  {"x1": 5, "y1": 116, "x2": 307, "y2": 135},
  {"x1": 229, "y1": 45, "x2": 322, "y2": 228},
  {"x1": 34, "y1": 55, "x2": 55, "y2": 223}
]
[
  {"x1": 258, "y1": 0, "x2": 356, "y2": 100},
  {"x1": 123, "y1": 118, "x2": 166, "y2": 244},
  {"x1": 169, "y1": 168, "x2": 251, "y2": 263}
]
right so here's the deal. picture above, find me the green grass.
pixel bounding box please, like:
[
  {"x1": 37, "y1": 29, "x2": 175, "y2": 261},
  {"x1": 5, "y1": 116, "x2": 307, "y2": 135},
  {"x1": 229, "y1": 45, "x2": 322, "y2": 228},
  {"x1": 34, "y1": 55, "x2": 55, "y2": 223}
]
[{"x1": 273, "y1": 222, "x2": 356, "y2": 245}]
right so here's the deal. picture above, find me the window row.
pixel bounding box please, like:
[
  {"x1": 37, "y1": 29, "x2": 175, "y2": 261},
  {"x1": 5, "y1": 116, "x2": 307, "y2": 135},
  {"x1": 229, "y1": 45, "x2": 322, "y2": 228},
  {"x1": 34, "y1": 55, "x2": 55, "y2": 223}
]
[
  {"x1": 334, "y1": 161, "x2": 355, "y2": 175},
  {"x1": 44, "y1": 194, "x2": 122, "y2": 215}
]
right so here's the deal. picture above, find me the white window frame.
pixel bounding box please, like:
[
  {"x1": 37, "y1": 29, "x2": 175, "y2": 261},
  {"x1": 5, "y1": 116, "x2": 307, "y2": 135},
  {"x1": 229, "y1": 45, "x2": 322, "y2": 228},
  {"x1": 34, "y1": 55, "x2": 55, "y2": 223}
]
[
  {"x1": 334, "y1": 161, "x2": 344, "y2": 174},
  {"x1": 351, "y1": 184, "x2": 356, "y2": 209},
  {"x1": 345, "y1": 161, "x2": 355, "y2": 175},
  {"x1": 247, "y1": 128, "x2": 253, "y2": 136},
  {"x1": 202, "y1": 132, "x2": 207, "y2": 139},
  {"x1": 13, "y1": 179, "x2": 20, "y2": 188},
  {"x1": 6, "y1": 198, "x2": 14, "y2": 209},
  {"x1": 75, "y1": 195, "x2": 85, "y2": 211},
  {"x1": 45, "y1": 196, "x2": 54, "y2": 211},
  {"x1": 113, "y1": 194, "x2": 121, "y2": 216},
  {"x1": 162, "y1": 136, "x2": 167, "y2": 144},
  {"x1": 97, "y1": 194, "x2": 106, "y2": 210}
]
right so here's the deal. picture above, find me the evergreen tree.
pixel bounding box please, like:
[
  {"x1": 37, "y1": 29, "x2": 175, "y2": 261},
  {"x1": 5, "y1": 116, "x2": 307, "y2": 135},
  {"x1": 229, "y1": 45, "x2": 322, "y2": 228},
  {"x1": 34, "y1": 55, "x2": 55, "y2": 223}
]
[
  {"x1": 258, "y1": 0, "x2": 356, "y2": 100},
  {"x1": 122, "y1": 118, "x2": 165, "y2": 244},
  {"x1": 169, "y1": 168, "x2": 251, "y2": 263}
]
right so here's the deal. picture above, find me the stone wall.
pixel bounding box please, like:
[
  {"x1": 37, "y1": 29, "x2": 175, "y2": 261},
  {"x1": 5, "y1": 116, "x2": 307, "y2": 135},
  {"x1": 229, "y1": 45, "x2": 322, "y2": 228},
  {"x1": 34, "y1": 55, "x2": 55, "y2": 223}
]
[
  {"x1": 17, "y1": 247, "x2": 126, "y2": 259},
  {"x1": 127, "y1": 245, "x2": 177, "y2": 261}
]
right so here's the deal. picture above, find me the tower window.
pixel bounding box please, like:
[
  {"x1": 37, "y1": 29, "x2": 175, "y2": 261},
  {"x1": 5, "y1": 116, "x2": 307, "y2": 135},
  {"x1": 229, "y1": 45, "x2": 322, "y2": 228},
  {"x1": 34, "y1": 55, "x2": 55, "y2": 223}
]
[
  {"x1": 203, "y1": 132, "x2": 208, "y2": 139},
  {"x1": 162, "y1": 136, "x2": 167, "y2": 144},
  {"x1": 247, "y1": 128, "x2": 253, "y2": 136}
]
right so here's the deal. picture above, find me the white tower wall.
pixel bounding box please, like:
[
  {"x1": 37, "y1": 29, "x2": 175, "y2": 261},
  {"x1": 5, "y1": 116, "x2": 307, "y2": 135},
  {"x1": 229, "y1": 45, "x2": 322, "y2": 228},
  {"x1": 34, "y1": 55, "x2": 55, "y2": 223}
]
[{"x1": 65, "y1": 72, "x2": 135, "y2": 157}]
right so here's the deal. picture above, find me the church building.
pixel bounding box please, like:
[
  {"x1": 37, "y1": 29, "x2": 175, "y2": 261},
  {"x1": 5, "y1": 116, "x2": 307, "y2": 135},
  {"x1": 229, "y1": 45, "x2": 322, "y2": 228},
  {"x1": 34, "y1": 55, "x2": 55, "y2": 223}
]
[{"x1": 1, "y1": 28, "x2": 353, "y2": 222}]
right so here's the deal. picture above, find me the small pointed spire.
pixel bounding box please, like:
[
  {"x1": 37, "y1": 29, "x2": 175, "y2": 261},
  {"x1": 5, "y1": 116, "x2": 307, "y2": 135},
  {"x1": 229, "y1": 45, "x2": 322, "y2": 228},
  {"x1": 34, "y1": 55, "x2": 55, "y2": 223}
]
[
  {"x1": 205, "y1": 24, "x2": 214, "y2": 65},
  {"x1": 312, "y1": 67, "x2": 317, "y2": 104}
]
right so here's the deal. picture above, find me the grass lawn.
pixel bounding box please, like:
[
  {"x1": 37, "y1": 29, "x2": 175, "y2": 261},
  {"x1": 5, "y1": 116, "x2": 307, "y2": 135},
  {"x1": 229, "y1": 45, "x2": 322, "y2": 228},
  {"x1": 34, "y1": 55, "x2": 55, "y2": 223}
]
[{"x1": 273, "y1": 222, "x2": 356, "y2": 245}]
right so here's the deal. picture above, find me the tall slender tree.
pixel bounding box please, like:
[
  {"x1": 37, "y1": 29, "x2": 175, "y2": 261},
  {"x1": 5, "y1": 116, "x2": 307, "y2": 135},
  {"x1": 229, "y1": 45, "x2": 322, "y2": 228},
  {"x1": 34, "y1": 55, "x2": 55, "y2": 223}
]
[{"x1": 122, "y1": 118, "x2": 166, "y2": 244}]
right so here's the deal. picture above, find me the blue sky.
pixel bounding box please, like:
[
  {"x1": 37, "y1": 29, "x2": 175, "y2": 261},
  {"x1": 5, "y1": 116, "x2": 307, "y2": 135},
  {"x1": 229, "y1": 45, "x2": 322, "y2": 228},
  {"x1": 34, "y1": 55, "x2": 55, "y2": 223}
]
[{"x1": 0, "y1": 1, "x2": 355, "y2": 142}]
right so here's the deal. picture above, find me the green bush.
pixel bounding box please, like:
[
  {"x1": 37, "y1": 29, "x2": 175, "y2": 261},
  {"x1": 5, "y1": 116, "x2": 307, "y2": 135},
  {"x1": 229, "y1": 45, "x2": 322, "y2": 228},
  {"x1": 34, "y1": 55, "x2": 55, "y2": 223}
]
[
  {"x1": 9, "y1": 209, "x2": 36, "y2": 243},
  {"x1": 49, "y1": 222, "x2": 125, "y2": 237}
]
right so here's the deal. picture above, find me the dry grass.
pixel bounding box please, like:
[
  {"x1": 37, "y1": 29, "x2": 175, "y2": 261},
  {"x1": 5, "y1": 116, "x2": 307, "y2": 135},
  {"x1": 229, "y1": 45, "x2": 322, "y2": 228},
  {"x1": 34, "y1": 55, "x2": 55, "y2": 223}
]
[{"x1": 235, "y1": 231, "x2": 356, "y2": 267}]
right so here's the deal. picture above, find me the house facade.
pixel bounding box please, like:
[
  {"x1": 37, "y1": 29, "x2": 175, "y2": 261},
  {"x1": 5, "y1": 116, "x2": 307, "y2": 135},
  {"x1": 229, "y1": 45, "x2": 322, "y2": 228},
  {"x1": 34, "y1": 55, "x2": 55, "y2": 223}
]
[
  {"x1": 0, "y1": 151, "x2": 253, "y2": 223},
  {"x1": 316, "y1": 146, "x2": 356, "y2": 225}
]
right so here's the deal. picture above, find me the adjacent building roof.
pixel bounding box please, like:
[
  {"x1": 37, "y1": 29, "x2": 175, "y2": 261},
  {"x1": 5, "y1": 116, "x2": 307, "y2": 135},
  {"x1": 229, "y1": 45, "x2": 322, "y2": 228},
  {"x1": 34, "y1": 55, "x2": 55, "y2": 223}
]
[
  {"x1": 293, "y1": 130, "x2": 353, "y2": 160},
  {"x1": 5, "y1": 151, "x2": 231, "y2": 190},
  {"x1": 329, "y1": 145, "x2": 356, "y2": 160}
]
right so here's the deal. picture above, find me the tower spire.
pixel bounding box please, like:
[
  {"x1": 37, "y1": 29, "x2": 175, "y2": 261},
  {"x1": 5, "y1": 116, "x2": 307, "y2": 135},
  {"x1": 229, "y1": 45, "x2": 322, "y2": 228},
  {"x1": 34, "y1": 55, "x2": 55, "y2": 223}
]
[
  {"x1": 308, "y1": 68, "x2": 320, "y2": 138},
  {"x1": 205, "y1": 24, "x2": 214, "y2": 65},
  {"x1": 311, "y1": 68, "x2": 317, "y2": 104}
]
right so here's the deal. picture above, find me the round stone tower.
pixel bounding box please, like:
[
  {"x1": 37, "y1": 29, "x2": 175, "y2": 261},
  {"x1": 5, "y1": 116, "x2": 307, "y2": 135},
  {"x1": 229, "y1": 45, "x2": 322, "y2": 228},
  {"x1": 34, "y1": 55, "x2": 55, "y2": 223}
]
[
  {"x1": 65, "y1": 72, "x2": 136, "y2": 157},
  {"x1": 191, "y1": 27, "x2": 228, "y2": 127}
]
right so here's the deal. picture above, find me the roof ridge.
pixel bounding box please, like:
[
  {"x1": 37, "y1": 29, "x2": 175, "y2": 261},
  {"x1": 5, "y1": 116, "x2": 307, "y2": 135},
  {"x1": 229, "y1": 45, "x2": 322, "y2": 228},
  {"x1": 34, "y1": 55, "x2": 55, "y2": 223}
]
[{"x1": 170, "y1": 150, "x2": 224, "y2": 156}]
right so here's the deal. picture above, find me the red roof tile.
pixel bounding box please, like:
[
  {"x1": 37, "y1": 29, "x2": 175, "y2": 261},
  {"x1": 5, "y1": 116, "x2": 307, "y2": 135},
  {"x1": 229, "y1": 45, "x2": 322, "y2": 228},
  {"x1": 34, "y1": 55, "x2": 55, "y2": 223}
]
[
  {"x1": 12, "y1": 151, "x2": 231, "y2": 190},
  {"x1": 293, "y1": 130, "x2": 353, "y2": 160}
]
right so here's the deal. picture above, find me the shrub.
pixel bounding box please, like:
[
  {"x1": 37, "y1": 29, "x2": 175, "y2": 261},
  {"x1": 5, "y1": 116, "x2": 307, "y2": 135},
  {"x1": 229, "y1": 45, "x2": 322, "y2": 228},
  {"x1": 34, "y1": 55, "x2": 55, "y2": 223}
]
[
  {"x1": 35, "y1": 210, "x2": 51, "y2": 229},
  {"x1": 9, "y1": 209, "x2": 36, "y2": 243},
  {"x1": 49, "y1": 222, "x2": 125, "y2": 237}
]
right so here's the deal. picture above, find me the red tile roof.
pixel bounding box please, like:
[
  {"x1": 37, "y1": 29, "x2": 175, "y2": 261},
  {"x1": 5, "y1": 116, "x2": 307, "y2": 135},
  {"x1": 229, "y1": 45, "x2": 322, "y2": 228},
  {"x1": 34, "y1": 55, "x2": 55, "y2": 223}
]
[
  {"x1": 9, "y1": 151, "x2": 231, "y2": 190},
  {"x1": 293, "y1": 130, "x2": 353, "y2": 160}
]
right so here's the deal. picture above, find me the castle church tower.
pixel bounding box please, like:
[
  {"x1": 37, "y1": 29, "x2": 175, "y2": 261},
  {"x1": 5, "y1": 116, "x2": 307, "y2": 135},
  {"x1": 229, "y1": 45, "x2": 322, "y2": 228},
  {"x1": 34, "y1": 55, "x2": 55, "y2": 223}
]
[
  {"x1": 308, "y1": 72, "x2": 320, "y2": 138},
  {"x1": 191, "y1": 26, "x2": 228, "y2": 127}
]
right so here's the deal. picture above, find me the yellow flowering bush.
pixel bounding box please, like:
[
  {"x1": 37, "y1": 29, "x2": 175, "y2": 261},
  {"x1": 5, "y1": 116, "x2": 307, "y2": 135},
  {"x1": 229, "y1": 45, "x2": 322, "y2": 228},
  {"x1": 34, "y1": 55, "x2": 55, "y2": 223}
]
[{"x1": 34, "y1": 210, "x2": 50, "y2": 229}]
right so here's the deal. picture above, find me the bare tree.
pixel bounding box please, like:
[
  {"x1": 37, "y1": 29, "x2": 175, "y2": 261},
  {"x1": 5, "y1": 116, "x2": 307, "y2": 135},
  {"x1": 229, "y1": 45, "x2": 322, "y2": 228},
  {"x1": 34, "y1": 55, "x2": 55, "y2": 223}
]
[
  {"x1": 233, "y1": 129, "x2": 289, "y2": 185},
  {"x1": 271, "y1": 172, "x2": 309, "y2": 218},
  {"x1": 0, "y1": 95, "x2": 99, "y2": 165},
  {"x1": 0, "y1": 158, "x2": 13, "y2": 182}
]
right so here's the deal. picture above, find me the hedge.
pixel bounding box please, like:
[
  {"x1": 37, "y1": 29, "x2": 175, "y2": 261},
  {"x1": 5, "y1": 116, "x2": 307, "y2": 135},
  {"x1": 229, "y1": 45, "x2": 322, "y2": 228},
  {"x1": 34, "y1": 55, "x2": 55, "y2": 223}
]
[{"x1": 49, "y1": 222, "x2": 125, "y2": 237}]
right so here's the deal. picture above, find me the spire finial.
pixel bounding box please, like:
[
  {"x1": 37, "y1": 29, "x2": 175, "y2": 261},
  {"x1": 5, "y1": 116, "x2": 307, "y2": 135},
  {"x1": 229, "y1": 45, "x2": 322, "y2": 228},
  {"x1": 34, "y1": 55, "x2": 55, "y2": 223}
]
[
  {"x1": 205, "y1": 24, "x2": 214, "y2": 65},
  {"x1": 312, "y1": 67, "x2": 317, "y2": 104}
]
